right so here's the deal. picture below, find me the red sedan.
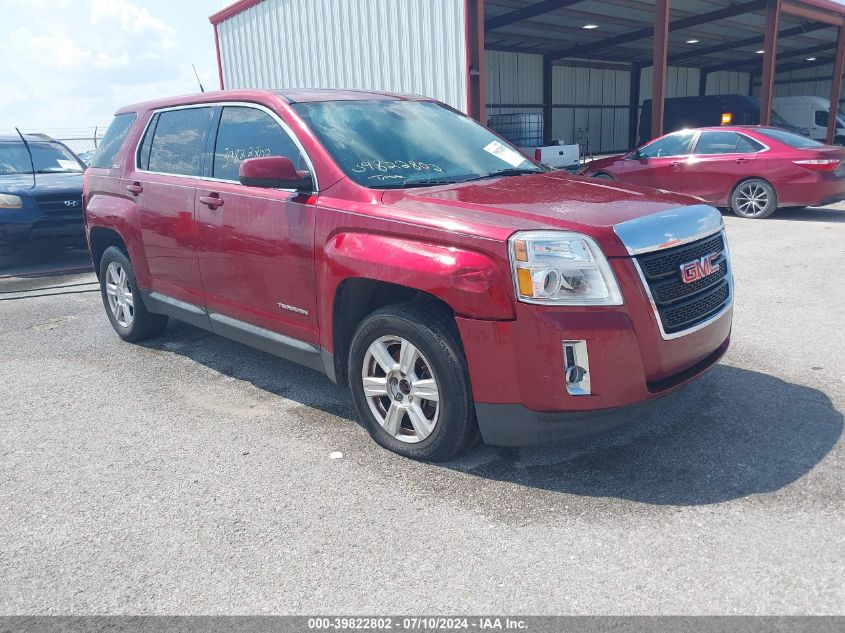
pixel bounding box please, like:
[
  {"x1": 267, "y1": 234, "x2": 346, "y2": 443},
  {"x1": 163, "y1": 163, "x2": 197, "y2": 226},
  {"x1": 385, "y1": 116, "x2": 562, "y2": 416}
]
[{"x1": 583, "y1": 126, "x2": 845, "y2": 218}]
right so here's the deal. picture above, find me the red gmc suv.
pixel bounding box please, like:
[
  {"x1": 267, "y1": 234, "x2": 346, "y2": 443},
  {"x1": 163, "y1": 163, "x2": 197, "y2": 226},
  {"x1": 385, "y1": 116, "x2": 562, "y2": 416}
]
[{"x1": 84, "y1": 89, "x2": 733, "y2": 461}]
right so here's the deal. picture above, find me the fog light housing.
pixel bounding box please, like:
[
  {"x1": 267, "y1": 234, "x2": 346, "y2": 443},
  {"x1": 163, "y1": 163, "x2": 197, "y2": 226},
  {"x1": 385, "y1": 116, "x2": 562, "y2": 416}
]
[{"x1": 563, "y1": 340, "x2": 591, "y2": 396}]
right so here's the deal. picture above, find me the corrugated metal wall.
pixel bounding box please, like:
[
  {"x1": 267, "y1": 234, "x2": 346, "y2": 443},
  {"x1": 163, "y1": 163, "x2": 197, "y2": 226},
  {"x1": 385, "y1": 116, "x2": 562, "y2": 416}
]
[
  {"x1": 486, "y1": 50, "x2": 543, "y2": 115},
  {"x1": 486, "y1": 52, "x2": 755, "y2": 153},
  {"x1": 639, "y1": 66, "x2": 701, "y2": 102},
  {"x1": 752, "y1": 64, "x2": 845, "y2": 102},
  {"x1": 552, "y1": 65, "x2": 630, "y2": 152},
  {"x1": 217, "y1": 0, "x2": 468, "y2": 113},
  {"x1": 706, "y1": 71, "x2": 752, "y2": 95}
]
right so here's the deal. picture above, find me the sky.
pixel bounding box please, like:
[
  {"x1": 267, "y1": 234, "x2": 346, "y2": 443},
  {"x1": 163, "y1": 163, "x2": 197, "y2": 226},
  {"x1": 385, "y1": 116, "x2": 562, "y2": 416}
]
[
  {"x1": 2, "y1": 0, "x2": 845, "y2": 133},
  {"x1": 0, "y1": 0, "x2": 230, "y2": 132}
]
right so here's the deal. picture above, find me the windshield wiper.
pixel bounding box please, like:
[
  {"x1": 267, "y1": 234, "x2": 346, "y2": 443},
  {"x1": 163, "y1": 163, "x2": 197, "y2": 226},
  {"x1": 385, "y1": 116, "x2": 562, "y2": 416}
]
[
  {"x1": 464, "y1": 168, "x2": 543, "y2": 182},
  {"x1": 370, "y1": 179, "x2": 459, "y2": 189}
]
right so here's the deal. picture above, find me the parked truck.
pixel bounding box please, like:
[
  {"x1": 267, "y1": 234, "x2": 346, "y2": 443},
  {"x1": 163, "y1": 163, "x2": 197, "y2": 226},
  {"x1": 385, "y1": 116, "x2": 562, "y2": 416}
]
[{"x1": 773, "y1": 95, "x2": 845, "y2": 145}]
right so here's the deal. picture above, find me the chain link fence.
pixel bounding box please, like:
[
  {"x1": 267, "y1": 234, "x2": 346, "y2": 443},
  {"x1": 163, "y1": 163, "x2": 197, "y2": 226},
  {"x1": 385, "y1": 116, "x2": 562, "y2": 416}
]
[{"x1": 18, "y1": 127, "x2": 109, "y2": 164}]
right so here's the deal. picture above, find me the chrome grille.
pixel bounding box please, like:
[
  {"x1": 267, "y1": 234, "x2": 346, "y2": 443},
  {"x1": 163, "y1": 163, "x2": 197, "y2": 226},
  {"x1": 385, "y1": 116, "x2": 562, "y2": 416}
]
[
  {"x1": 35, "y1": 194, "x2": 83, "y2": 216},
  {"x1": 635, "y1": 231, "x2": 732, "y2": 337}
]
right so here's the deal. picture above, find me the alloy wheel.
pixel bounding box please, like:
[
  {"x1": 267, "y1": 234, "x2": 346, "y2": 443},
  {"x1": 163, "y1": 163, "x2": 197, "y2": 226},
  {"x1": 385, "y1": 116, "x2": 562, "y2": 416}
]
[
  {"x1": 735, "y1": 182, "x2": 771, "y2": 217},
  {"x1": 105, "y1": 261, "x2": 134, "y2": 328},
  {"x1": 361, "y1": 335, "x2": 440, "y2": 443}
]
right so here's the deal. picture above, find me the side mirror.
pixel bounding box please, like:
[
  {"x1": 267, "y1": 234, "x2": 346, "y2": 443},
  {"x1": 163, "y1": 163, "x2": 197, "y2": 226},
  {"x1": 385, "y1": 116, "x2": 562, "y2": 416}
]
[{"x1": 239, "y1": 156, "x2": 313, "y2": 192}]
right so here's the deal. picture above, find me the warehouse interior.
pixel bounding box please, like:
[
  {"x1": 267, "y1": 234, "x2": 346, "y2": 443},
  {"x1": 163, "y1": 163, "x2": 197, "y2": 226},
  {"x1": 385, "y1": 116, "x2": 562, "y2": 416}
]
[{"x1": 478, "y1": 0, "x2": 845, "y2": 152}]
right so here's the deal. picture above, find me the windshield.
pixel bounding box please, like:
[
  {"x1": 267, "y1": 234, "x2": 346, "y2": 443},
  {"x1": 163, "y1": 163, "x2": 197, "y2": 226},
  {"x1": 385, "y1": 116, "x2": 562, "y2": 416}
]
[
  {"x1": 292, "y1": 100, "x2": 544, "y2": 188},
  {"x1": 771, "y1": 110, "x2": 793, "y2": 129},
  {"x1": 0, "y1": 141, "x2": 83, "y2": 175},
  {"x1": 754, "y1": 128, "x2": 824, "y2": 148}
]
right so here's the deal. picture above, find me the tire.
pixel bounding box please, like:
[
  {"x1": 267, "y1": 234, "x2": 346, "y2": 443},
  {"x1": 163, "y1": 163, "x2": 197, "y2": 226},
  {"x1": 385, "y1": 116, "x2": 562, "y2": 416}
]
[
  {"x1": 593, "y1": 172, "x2": 614, "y2": 181},
  {"x1": 99, "y1": 246, "x2": 168, "y2": 342},
  {"x1": 730, "y1": 178, "x2": 778, "y2": 219},
  {"x1": 348, "y1": 302, "x2": 477, "y2": 462},
  {"x1": 834, "y1": 136, "x2": 845, "y2": 147}
]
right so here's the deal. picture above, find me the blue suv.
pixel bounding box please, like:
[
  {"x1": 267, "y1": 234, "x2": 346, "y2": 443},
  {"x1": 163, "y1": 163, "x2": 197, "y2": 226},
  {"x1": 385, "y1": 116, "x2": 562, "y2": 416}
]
[{"x1": 0, "y1": 134, "x2": 86, "y2": 255}]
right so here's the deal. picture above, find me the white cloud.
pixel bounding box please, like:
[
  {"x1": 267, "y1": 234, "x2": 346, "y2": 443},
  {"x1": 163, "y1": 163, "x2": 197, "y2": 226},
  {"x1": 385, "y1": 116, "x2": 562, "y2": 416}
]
[
  {"x1": 0, "y1": 1, "x2": 220, "y2": 130},
  {"x1": 90, "y1": 0, "x2": 177, "y2": 48}
]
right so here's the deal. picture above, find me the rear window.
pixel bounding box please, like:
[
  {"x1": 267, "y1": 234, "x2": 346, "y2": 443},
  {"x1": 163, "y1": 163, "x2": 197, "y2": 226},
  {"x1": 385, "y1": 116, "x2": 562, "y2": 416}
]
[
  {"x1": 144, "y1": 107, "x2": 214, "y2": 176},
  {"x1": 754, "y1": 128, "x2": 823, "y2": 149},
  {"x1": 91, "y1": 113, "x2": 136, "y2": 169}
]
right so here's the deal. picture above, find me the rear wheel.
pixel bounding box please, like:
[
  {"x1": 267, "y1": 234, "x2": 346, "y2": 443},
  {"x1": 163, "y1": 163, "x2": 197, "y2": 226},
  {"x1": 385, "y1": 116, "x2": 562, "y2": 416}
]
[
  {"x1": 99, "y1": 246, "x2": 168, "y2": 342},
  {"x1": 730, "y1": 178, "x2": 778, "y2": 219},
  {"x1": 592, "y1": 172, "x2": 614, "y2": 181},
  {"x1": 348, "y1": 303, "x2": 476, "y2": 462}
]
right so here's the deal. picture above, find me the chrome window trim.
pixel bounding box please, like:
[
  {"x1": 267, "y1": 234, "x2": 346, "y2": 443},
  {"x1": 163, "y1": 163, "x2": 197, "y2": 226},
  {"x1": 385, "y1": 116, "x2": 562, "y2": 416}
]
[
  {"x1": 630, "y1": 229, "x2": 734, "y2": 340},
  {"x1": 689, "y1": 130, "x2": 770, "y2": 156},
  {"x1": 133, "y1": 101, "x2": 319, "y2": 191},
  {"x1": 613, "y1": 204, "x2": 724, "y2": 256}
]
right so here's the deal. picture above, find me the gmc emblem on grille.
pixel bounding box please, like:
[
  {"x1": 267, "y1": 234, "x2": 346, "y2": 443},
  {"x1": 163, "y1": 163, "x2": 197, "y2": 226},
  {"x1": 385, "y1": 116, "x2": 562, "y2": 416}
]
[
  {"x1": 64, "y1": 200, "x2": 80, "y2": 207},
  {"x1": 680, "y1": 253, "x2": 720, "y2": 284}
]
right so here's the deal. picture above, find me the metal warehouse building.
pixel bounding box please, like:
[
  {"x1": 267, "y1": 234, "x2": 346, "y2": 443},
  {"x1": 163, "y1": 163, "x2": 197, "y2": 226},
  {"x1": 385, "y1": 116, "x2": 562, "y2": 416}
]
[{"x1": 210, "y1": 0, "x2": 845, "y2": 153}]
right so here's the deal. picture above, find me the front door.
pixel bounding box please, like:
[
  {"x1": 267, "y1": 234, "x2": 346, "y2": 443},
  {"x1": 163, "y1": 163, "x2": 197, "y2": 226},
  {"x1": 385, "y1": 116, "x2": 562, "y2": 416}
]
[
  {"x1": 620, "y1": 129, "x2": 697, "y2": 193},
  {"x1": 196, "y1": 105, "x2": 319, "y2": 345}
]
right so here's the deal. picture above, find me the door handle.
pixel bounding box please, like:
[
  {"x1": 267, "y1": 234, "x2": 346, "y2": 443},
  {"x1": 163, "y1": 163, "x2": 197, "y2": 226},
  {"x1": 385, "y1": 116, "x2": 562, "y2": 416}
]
[
  {"x1": 734, "y1": 158, "x2": 749, "y2": 164},
  {"x1": 199, "y1": 194, "x2": 224, "y2": 210},
  {"x1": 125, "y1": 182, "x2": 143, "y2": 195},
  {"x1": 670, "y1": 161, "x2": 682, "y2": 170}
]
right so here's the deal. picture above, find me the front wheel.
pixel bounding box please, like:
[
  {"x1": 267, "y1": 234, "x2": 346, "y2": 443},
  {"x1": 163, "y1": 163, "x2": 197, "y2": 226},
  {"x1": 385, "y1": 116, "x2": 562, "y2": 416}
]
[
  {"x1": 730, "y1": 178, "x2": 778, "y2": 219},
  {"x1": 348, "y1": 303, "x2": 477, "y2": 461}
]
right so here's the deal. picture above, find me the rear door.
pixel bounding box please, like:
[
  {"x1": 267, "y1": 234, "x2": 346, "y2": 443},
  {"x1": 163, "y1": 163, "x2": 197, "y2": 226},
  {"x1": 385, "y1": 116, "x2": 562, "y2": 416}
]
[
  {"x1": 619, "y1": 130, "x2": 696, "y2": 192},
  {"x1": 131, "y1": 106, "x2": 214, "y2": 306},
  {"x1": 195, "y1": 104, "x2": 319, "y2": 345},
  {"x1": 683, "y1": 131, "x2": 763, "y2": 205}
]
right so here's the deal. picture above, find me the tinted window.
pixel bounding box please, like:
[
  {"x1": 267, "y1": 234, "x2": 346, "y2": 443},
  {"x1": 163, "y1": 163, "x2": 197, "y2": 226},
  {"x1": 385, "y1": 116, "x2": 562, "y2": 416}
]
[
  {"x1": 147, "y1": 107, "x2": 213, "y2": 176},
  {"x1": 694, "y1": 131, "x2": 764, "y2": 155},
  {"x1": 212, "y1": 106, "x2": 306, "y2": 181},
  {"x1": 91, "y1": 113, "x2": 136, "y2": 169},
  {"x1": 638, "y1": 131, "x2": 696, "y2": 158},
  {"x1": 736, "y1": 134, "x2": 765, "y2": 153},
  {"x1": 0, "y1": 142, "x2": 83, "y2": 175},
  {"x1": 815, "y1": 110, "x2": 829, "y2": 127},
  {"x1": 754, "y1": 128, "x2": 823, "y2": 148},
  {"x1": 137, "y1": 113, "x2": 159, "y2": 171}
]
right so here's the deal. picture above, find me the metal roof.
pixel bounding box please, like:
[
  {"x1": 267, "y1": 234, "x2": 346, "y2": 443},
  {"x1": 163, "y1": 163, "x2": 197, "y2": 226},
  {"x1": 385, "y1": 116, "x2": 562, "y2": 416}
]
[
  {"x1": 484, "y1": 0, "x2": 844, "y2": 72},
  {"x1": 208, "y1": 0, "x2": 845, "y2": 75}
]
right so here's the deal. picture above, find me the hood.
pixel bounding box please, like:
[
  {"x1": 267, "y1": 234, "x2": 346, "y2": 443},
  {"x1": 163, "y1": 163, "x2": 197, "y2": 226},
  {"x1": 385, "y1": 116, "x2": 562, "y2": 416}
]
[
  {"x1": 380, "y1": 171, "x2": 706, "y2": 256},
  {"x1": 585, "y1": 153, "x2": 626, "y2": 171},
  {"x1": 0, "y1": 171, "x2": 84, "y2": 196}
]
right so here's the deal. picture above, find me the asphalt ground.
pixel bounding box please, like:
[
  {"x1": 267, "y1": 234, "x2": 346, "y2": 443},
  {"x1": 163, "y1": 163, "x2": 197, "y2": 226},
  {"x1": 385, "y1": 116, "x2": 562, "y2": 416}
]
[{"x1": 0, "y1": 205, "x2": 843, "y2": 615}]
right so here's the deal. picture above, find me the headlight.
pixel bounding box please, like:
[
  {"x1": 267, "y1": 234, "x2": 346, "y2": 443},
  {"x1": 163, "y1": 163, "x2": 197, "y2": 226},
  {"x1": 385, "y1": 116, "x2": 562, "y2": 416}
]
[
  {"x1": 508, "y1": 231, "x2": 623, "y2": 305},
  {"x1": 0, "y1": 194, "x2": 23, "y2": 209}
]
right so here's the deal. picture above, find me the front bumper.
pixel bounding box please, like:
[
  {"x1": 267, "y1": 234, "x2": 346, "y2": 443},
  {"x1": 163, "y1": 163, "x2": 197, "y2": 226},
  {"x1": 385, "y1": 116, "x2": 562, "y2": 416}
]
[
  {"x1": 456, "y1": 217, "x2": 733, "y2": 447},
  {"x1": 472, "y1": 334, "x2": 729, "y2": 447}
]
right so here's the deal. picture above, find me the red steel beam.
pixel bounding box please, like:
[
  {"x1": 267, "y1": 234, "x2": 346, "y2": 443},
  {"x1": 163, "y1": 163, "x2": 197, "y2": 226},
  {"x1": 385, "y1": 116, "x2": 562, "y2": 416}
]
[
  {"x1": 651, "y1": 0, "x2": 670, "y2": 140},
  {"x1": 760, "y1": 0, "x2": 782, "y2": 126},
  {"x1": 827, "y1": 25, "x2": 845, "y2": 143},
  {"x1": 782, "y1": 1, "x2": 844, "y2": 26},
  {"x1": 466, "y1": 0, "x2": 487, "y2": 123}
]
